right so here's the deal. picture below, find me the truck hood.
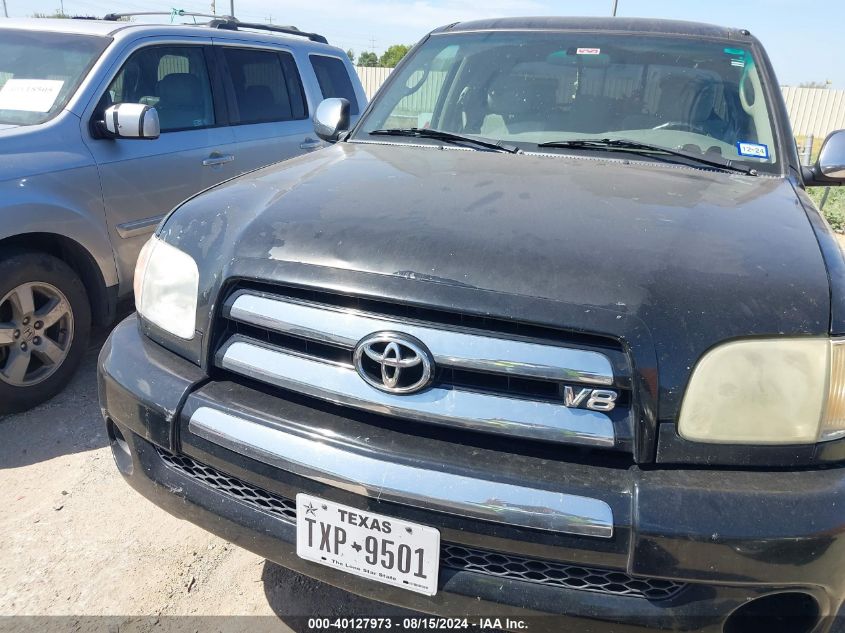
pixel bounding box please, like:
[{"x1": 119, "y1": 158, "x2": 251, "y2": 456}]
[{"x1": 162, "y1": 142, "x2": 831, "y2": 418}]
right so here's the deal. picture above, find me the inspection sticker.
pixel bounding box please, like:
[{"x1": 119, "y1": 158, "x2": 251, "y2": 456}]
[
  {"x1": 724, "y1": 47, "x2": 747, "y2": 69},
  {"x1": 736, "y1": 141, "x2": 769, "y2": 159},
  {"x1": 0, "y1": 79, "x2": 64, "y2": 113},
  {"x1": 576, "y1": 47, "x2": 601, "y2": 55}
]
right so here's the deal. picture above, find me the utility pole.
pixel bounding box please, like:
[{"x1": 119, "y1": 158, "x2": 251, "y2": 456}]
[
  {"x1": 611, "y1": 0, "x2": 619, "y2": 16},
  {"x1": 211, "y1": 0, "x2": 215, "y2": 15},
  {"x1": 369, "y1": 36, "x2": 376, "y2": 52},
  {"x1": 2, "y1": 0, "x2": 8, "y2": 18},
  {"x1": 229, "y1": 0, "x2": 233, "y2": 17}
]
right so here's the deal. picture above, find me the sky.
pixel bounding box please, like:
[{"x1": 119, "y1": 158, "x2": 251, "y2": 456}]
[{"x1": 4, "y1": 0, "x2": 844, "y2": 87}]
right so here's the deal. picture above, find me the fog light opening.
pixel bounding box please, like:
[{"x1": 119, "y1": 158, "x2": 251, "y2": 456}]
[
  {"x1": 724, "y1": 592, "x2": 819, "y2": 633},
  {"x1": 107, "y1": 419, "x2": 134, "y2": 476}
]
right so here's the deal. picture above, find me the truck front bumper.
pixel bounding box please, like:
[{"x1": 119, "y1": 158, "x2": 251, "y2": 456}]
[{"x1": 99, "y1": 316, "x2": 845, "y2": 632}]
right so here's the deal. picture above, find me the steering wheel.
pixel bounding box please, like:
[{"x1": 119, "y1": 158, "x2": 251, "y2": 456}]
[{"x1": 652, "y1": 121, "x2": 710, "y2": 136}]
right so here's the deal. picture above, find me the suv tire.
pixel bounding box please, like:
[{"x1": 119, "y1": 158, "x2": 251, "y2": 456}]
[{"x1": 0, "y1": 252, "x2": 91, "y2": 415}]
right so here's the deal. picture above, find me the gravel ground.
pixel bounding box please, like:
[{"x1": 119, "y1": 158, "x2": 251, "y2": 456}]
[{"x1": 0, "y1": 319, "x2": 390, "y2": 633}]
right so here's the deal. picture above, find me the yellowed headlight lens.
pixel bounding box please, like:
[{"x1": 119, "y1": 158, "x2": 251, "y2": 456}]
[
  {"x1": 678, "y1": 338, "x2": 830, "y2": 445},
  {"x1": 134, "y1": 236, "x2": 199, "y2": 340}
]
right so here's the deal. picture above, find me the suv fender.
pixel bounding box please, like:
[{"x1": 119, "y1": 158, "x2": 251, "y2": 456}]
[{"x1": 0, "y1": 194, "x2": 119, "y2": 326}]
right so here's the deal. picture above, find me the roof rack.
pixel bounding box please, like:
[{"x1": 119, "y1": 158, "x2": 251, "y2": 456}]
[
  {"x1": 101, "y1": 11, "x2": 329, "y2": 44},
  {"x1": 103, "y1": 10, "x2": 221, "y2": 21},
  {"x1": 206, "y1": 18, "x2": 328, "y2": 44}
]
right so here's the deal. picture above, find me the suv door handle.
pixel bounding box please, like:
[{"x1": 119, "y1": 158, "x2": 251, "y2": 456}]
[
  {"x1": 203, "y1": 153, "x2": 235, "y2": 166},
  {"x1": 300, "y1": 138, "x2": 323, "y2": 150}
]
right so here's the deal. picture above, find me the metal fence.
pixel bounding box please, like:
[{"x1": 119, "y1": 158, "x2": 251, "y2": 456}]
[
  {"x1": 356, "y1": 66, "x2": 393, "y2": 100},
  {"x1": 782, "y1": 87, "x2": 845, "y2": 138},
  {"x1": 355, "y1": 67, "x2": 845, "y2": 139}
]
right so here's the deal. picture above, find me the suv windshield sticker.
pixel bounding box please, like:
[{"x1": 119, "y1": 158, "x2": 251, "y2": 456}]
[
  {"x1": 0, "y1": 79, "x2": 64, "y2": 113},
  {"x1": 576, "y1": 47, "x2": 601, "y2": 55},
  {"x1": 724, "y1": 47, "x2": 747, "y2": 68},
  {"x1": 736, "y1": 141, "x2": 769, "y2": 159}
]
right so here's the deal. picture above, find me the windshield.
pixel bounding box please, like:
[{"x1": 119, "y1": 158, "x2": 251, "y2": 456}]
[
  {"x1": 0, "y1": 29, "x2": 110, "y2": 126},
  {"x1": 355, "y1": 31, "x2": 780, "y2": 171}
]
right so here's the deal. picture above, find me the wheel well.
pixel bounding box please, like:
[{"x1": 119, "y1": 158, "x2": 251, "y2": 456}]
[{"x1": 0, "y1": 233, "x2": 115, "y2": 326}]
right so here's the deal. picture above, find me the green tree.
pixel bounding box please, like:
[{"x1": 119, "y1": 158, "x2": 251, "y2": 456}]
[
  {"x1": 357, "y1": 51, "x2": 378, "y2": 67},
  {"x1": 346, "y1": 49, "x2": 355, "y2": 63},
  {"x1": 32, "y1": 10, "x2": 128, "y2": 19},
  {"x1": 378, "y1": 44, "x2": 410, "y2": 68},
  {"x1": 799, "y1": 80, "x2": 831, "y2": 89}
]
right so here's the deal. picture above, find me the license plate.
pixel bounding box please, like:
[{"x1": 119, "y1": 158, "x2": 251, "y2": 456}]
[{"x1": 296, "y1": 494, "x2": 440, "y2": 596}]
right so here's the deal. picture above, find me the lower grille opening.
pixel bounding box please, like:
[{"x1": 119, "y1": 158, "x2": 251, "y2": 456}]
[
  {"x1": 156, "y1": 447, "x2": 684, "y2": 601},
  {"x1": 158, "y1": 449, "x2": 296, "y2": 522}
]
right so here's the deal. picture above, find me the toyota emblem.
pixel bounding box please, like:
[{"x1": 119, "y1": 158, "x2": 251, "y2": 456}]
[{"x1": 353, "y1": 332, "x2": 434, "y2": 394}]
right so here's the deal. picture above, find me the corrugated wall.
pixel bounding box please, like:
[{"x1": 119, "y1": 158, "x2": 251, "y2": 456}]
[
  {"x1": 355, "y1": 67, "x2": 845, "y2": 138},
  {"x1": 356, "y1": 66, "x2": 393, "y2": 100},
  {"x1": 782, "y1": 87, "x2": 845, "y2": 138}
]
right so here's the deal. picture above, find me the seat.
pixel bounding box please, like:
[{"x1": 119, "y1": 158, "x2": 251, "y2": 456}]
[
  {"x1": 481, "y1": 74, "x2": 558, "y2": 137},
  {"x1": 623, "y1": 74, "x2": 727, "y2": 139},
  {"x1": 154, "y1": 73, "x2": 208, "y2": 131},
  {"x1": 686, "y1": 81, "x2": 728, "y2": 140}
]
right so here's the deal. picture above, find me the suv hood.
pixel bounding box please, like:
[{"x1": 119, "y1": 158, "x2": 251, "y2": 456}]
[
  {"x1": 0, "y1": 112, "x2": 95, "y2": 182},
  {"x1": 162, "y1": 142, "x2": 831, "y2": 418}
]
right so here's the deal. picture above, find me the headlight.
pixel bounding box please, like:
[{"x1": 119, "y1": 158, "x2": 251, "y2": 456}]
[
  {"x1": 134, "y1": 236, "x2": 199, "y2": 339},
  {"x1": 678, "y1": 338, "x2": 845, "y2": 444}
]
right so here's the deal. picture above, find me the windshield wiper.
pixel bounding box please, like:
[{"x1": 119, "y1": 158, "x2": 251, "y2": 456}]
[
  {"x1": 369, "y1": 128, "x2": 520, "y2": 154},
  {"x1": 536, "y1": 138, "x2": 759, "y2": 176}
]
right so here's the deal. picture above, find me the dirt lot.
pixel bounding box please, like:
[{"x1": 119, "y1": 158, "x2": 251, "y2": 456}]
[{"x1": 0, "y1": 322, "x2": 395, "y2": 633}]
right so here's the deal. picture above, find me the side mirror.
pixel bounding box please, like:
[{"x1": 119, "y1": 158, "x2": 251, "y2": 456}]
[
  {"x1": 804, "y1": 130, "x2": 845, "y2": 186},
  {"x1": 818, "y1": 130, "x2": 845, "y2": 180},
  {"x1": 313, "y1": 98, "x2": 350, "y2": 143},
  {"x1": 100, "y1": 103, "x2": 160, "y2": 140}
]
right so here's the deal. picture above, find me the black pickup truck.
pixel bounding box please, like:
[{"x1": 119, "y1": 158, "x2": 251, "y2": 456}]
[{"x1": 99, "y1": 17, "x2": 845, "y2": 633}]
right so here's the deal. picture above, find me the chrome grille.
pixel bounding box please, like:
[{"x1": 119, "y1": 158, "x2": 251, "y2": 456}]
[
  {"x1": 214, "y1": 288, "x2": 632, "y2": 450},
  {"x1": 226, "y1": 291, "x2": 615, "y2": 385},
  {"x1": 156, "y1": 447, "x2": 682, "y2": 600}
]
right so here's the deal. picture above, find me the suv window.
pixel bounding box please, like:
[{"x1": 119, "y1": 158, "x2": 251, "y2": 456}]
[
  {"x1": 0, "y1": 29, "x2": 109, "y2": 126},
  {"x1": 221, "y1": 48, "x2": 308, "y2": 124},
  {"x1": 104, "y1": 46, "x2": 215, "y2": 132},
  {"x1": 310, "y1": 54, "x2": 359, "y2": 114}
]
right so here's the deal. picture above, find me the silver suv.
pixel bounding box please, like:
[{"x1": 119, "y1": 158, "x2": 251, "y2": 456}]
[{"x1": 0, "y1": 15, "x2": 366, "y2": 413}]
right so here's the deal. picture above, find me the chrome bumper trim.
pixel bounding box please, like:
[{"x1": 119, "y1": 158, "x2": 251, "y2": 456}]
[
  {"x1": 219, "y1": 338, "x2": 616, "y2": 447},
  {"x1": 188, "y1": 406, "x2": 615, "y2": 538},
  {"x1": 227, "y1": 292, "x2": 614, "y2": 386}
]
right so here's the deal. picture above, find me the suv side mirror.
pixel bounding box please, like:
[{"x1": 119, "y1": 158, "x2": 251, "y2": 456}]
[
  {"x1": 804, "y1": 129, "x2": 845, "y2": 186},
  {"x1": 100, "y1": 103, "x2": 160, "y2": 140},
  {"x1": 313, "y1": 98, "x2": 350, "y2": 142}
]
